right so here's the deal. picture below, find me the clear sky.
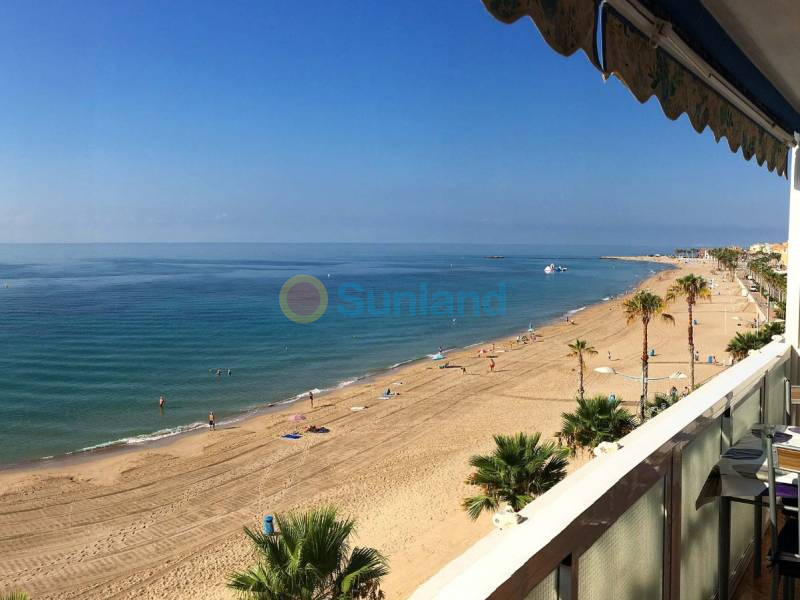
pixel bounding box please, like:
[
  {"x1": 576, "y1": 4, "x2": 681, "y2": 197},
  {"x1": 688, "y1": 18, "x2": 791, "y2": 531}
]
[{"x1": 0, "y1": 0, "x2": 789, "y2": 246}]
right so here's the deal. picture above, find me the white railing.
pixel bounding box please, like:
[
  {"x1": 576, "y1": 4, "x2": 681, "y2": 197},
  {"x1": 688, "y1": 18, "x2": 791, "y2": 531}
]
[{"x1": 411, "y1": 340, "x2": 792, "y2": 600}]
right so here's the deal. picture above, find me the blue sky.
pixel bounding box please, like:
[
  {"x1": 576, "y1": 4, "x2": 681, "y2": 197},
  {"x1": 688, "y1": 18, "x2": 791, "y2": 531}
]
[{"x1": 0, "y1": 0, "x2": 789, "y2": 246}]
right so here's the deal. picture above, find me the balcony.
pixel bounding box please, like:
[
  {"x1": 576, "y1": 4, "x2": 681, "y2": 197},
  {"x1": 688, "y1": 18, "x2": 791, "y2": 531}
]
[{"x1": 411, "y1": 339, "x2": 794, "y2": 599}]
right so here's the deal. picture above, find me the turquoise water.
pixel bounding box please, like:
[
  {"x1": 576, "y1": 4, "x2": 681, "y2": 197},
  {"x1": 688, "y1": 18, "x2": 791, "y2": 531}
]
[{"x1": 0, "y1": 243, "x2": 670, "y2": 465}]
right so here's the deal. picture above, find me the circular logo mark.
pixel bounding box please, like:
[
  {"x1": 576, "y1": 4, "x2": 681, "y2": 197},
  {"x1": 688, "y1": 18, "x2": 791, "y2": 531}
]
[{"x1": 279, "y1": 275, "x2": 328, "y2": 323}]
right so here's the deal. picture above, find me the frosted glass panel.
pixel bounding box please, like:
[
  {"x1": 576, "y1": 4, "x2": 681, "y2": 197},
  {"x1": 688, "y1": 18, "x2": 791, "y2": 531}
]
[
  {"x1": 766, "y1": 360, "x2": 788, "y2": 425},
  {"x1": 732, "y1": 387, "x2": 760, "y2": 443},
  {"x1": 731, "y1": 387, "x2": 761, "y2": 572},
  {"x1": 524, "y1": 570, "x2": 558, "y2": 600},
  {"x1": 578, "y1": 480, "x2": 664, "y2": 600},
  {"x1": 680, "y1": 418, "x2": 720, "y2": 600}
]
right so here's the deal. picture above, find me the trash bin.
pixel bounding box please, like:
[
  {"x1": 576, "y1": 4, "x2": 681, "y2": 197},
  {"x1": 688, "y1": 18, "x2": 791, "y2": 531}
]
[
  {"x1": 263, "y1": 515, "x2": 274, "y2": 534},
  {"x1": 648, "y1": 349, "x2": 655, "y2": 357}
]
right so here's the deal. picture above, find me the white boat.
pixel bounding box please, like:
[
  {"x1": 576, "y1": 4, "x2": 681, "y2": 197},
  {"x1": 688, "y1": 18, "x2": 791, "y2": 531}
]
[{"x1": 545, "y1": 263, "x2": 568, "y2": 273}]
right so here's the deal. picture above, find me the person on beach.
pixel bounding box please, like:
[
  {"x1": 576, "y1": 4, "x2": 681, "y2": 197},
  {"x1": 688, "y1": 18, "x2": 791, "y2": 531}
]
[
  {"x1": 607, "y1": 351, "x2": 612, "y2": 361},
  {"x1": 309, "y1": 390, "x2": 314, "y2": 408},
  {"x1": 488, "y1": 358, "x2": 495, "y2": 373},
  {"x1": 682, "y1": 387, "x2": 690, "y2": 398},
  {"x1": 159, "y1": 395, "x2": 165, "y2": 410},
  {"x1": 208, "y1": 411, "x2": 215, "y2": 430},
  {"x1": 669, "y1": 386, "x2": 678, "y2": 398}
]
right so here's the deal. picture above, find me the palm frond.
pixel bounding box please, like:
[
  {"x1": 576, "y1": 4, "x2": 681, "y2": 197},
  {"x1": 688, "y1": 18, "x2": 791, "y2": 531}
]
[
  {"x1": 337, "y1": 546, "x2": 390, "y2": 596},
  {"x1": 229, "y1": 507, "x2": 385, "y2": 600}
]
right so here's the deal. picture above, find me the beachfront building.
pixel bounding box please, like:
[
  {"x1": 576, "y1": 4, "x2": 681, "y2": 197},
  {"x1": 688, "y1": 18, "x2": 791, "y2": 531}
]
[
  {"x1": 675, "y1": 247, "x2": 708, "y2": 259},
  {"x1": 412, "y1": 3, "x2": 800, "y2": 600},
  {"x1": 751, "y1": 243, "x2": 777, "y2": 255}
]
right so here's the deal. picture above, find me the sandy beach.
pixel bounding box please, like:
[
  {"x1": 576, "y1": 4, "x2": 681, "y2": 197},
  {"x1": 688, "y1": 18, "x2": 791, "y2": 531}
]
[{"x1": 0, "y1": 257, "x2": 758, "y2": 599}]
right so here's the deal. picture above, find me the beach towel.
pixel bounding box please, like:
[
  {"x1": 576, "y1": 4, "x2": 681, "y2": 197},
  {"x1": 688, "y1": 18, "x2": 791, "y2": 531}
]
[{"x1": 281, "y1": 433, "x2": 302, "y2": 440}]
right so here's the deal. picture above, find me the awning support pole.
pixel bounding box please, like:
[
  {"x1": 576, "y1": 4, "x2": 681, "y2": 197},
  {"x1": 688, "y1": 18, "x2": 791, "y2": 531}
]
[{"x1": 785, "y1": 142, "x2": 800, "y2": 359}]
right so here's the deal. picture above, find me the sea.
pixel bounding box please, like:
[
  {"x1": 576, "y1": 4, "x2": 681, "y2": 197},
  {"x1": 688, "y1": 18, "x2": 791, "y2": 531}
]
[{"x1": 0, "y1": 243, "x2": 673, "y2": 465}]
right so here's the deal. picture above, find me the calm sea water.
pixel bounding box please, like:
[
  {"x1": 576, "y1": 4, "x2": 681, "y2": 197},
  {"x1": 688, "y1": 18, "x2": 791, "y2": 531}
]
[{"x1": 0, "y1": 243, "x2": 671, "y2": 465}]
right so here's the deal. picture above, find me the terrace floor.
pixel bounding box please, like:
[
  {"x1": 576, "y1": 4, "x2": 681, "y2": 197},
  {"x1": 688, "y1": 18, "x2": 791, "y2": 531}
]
[{"x1": 734, "y1": 523, "x2": 799, "y2": 599}]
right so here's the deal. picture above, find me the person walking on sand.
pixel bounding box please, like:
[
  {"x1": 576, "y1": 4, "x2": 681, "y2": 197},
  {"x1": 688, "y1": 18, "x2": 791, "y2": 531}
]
[
  {"x1": 208, "y1": 411, "x2": 215, "y2": 430},
  {"x1": 607, "y1": 351, "x2": 612, "y2": 361},
  {"x1": 489, "y1": 358, "x2": 496, "y2": 373},
  {"x1": 309, "y1": 390, "x2": 314, "y2": 408},
  {"x1": 159, "y1": 395, "x2": 165, "y2": 410}
]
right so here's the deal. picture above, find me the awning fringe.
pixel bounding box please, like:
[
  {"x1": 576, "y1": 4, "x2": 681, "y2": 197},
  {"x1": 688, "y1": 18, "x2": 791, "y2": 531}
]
[{"x1": 481, "y1": 0, "x2": 789, "y2": 177}]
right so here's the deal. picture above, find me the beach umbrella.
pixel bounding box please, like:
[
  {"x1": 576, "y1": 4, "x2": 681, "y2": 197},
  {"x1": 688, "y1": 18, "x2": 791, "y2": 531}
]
[{"x1": 288, "y1": 414, "x2": 306, "y2": 422}]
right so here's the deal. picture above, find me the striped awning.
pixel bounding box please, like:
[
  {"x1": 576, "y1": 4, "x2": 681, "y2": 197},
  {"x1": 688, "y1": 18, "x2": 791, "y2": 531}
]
[{"x1": 482, "y1": 0, "x2": 793, "y2": 177}]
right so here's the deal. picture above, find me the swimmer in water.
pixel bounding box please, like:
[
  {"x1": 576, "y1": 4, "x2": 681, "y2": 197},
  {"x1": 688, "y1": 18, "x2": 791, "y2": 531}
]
[
  {"x1": 208, "y1": 411, "x2": 215, "y2": 430},
  {"x1": 159, "y1": 395, "x2": 165, "y2": 410}
]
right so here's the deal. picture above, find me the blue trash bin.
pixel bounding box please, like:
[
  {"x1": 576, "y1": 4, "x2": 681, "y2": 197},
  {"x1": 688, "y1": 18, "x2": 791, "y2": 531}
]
[
  {"x1": 648, "y1": 349, "x2": 655, "y2": 357},
  {"x1": 263, "y1": 515, "x2": 274, "y2": 534}
]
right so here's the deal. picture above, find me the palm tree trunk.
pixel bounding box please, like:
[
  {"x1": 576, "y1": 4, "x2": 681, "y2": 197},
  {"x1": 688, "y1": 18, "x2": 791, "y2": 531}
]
[
  {"x1": 688, "y1": 300, "x2": 695, "y2": 389},
  {"x1": 578, "y1": 353, "x2": 584, "y2": 400},
  {"x1": 640, "y1": 320, "x2": 648, "y2": 420}
]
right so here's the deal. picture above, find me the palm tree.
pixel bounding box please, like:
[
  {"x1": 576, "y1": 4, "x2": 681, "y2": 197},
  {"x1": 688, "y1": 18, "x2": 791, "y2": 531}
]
[
  {"x1": 566, "y1": 339, "x2": 597, "y2": 400},
  {"x1": 665, "y1": 274, "x2": 711, "y2": 389},
  {"x1": 228, "y1": 507, "x2": 388, "y2": 600},
  {"x1": 462, "y1": 432, "x2": 568, "y2": 520},
  {"x1": 623, "y1": 290, "x2": 674, "y2": 419},
  {"x1": 726, "y1": 331, "x2": 762, "y2": 361},
  {"x1": 645, "y1": 392, "x2": 681, "y2": 419},
  {"x1": 759, "y1": 321, "x2": 785, "y2": 342},
  {"x1": 557, "y1": 395, "x2": 636, "y2": 454}
]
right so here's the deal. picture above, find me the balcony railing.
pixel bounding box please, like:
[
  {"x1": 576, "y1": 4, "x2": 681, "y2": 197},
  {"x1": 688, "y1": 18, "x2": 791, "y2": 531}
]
[{"x1": 411, "y1": 340, "x2": 792, "y2": 600}]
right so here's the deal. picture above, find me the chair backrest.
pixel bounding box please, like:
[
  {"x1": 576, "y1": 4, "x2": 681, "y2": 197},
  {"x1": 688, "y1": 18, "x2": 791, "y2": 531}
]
[
  {"x1": 777, "y1": 444, "x2": 800, "y2": 474},
  {"x1": 772, "y1": 441, "x2": 800, "y2": 561}
]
